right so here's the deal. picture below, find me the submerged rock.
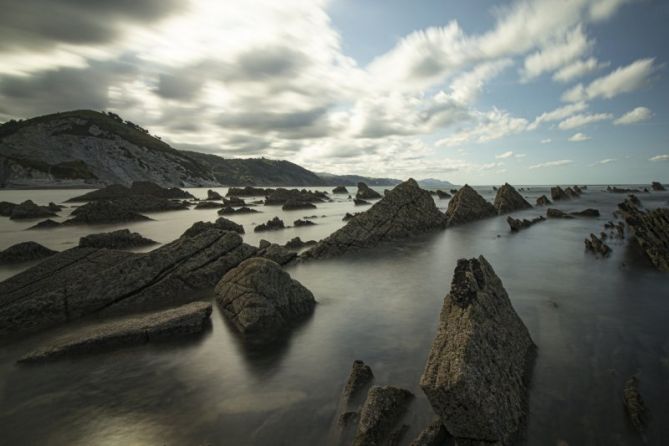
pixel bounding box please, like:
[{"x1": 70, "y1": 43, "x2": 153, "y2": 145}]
[
  {"x1": 354, "y1": 198, "x2": 370, "y2": 206},
  {"x1": 435, "y1": 190, "x2": 451, "y2": 199},
  {"x1": 254, "y1": 216, "x2": 285, "y2": 232},
  {"x1": 294, "y1": 218, "x2": 315, "y2": 227},
  {"x1": 333, "y1": 186, "x2": 349, "y2": 194},
  {"x1": 546, "y1": 208, "x2": 574, "y2": 219},
  {"x1": 445, "y1": 184, "x2": 496, "y2": 226},
  {"x1": 257, "y1": 243, "x2": 297, "y2": 265},
  {"x1": 0, "y1": 201, "x2": 17, "y2": 217},
  {"x1": 265, "y1": 188, "x2": 327, "y2": 206},
  {"x1": 303, "y1": 179, "x2": 445, "y2": 259},
  {"x1": 536, "y1": 195, "x2": 552, "y2": 206},
  {"x1": 343, "y1": 360, "x2": 375, "y2": 403},
  {"x1": 356, "y1": 182, "x2": 382, "y2": 200},
  {"x1": 64, "y1": 200, "x2": 151, "y2": 224},
  {"x1": 226, "y1": 186, "x2": 272, "y2": 197},
  {"x1": 420, "y1": 256, "x2": 535, "y2": 445},
  {"x1": 66, "y1": 182, "x2": 193, "y2": 202},
  {"x1": 207, "y1": 189, "x2": 223, "y2": 200},
  {"x1": 284, "y1": 237, "x2": 317, "y2": 250},
  {"x1": 353, "y1": 385, "x2": 414, "y2": 446},
  {"x1": 19, "y1": 302, "x2": 212, "y2": 363},
  {"x1": 26, "y1": 219, "x2": 61, "y2": 230},
  {"x1": 494, "y1": 183, "x2": 532, "y2": 215},
  {"x1": 550, "y1": 186, "x2": 570, "y2": 201},
  {"x1": 409, "y1": 418, "x2": 448, "y2": 446},
  {"x1": 570, "y1": 208, "x2": 600, "y2": 217},
  {"x1": 507, "y1": 216, "x2": 545, "y2": 232},
  {"x1": 194, "y1": 201, "x2": 224, "y2": 209},
  {"x1": 182, "y1": 217, "x2": 245, "y2": 238},
  {"x1": 0, "y1": 241, "x2": 58, "y2": 264},
  {"x1": 218, "y1": 206, "x2": 259, "y2": 215},
  {"x1": 618, "y1": 197, "x2": 669, "y2": 272},
  {"x1": 584, "y1": 234, "x2": 611, "y2": 257},
  {"x1": 79, "y1": 229, "x2": 157, "y2": 249},
  {"x1": 215, "y1": 258, "x2": 315, "y2": 337},
  {"x1": 9, "y1": 200, "x2": 57, "y2": 220},
  {"x1": 282, "y1": 199, "x2": 317, "y2": 210},
  {"x1": 651, "y1": 181, "x2": 665, "y2": 191},
  {"x1": 623, "y1": 375, "x2": 648, "y2": 433}
]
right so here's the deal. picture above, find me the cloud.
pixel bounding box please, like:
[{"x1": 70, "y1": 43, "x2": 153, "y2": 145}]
[
  {"x1": 528, "y1": 102, "x2": 588, "y2": 130},
  {"x1": 649, "y1": 154, "x2": 669, "y2": 162},
  {"x1": 614, "y1": 106, "x2": 653, "y2": 125},
  {"x1": 496, "y1": 151, "x2": 514, "y2": 159},
  {"x1": 436, "y1": 108, "x2": 528, "y2": 147},
  {"x1": 515, "y1": 153, "x2": 527, "y2": 158},
  {"x1": 552, "y1": 57, "x2": 609, "y2": 82},
  {"x1": 590, "y1": 158, "x2": 616, "y2": 166},
  {"x1": 558, "y1": 112, "x2": 612, "y2": 129},
  {"x1": 568, "y1": 132, "x2": 591, "y2": 141},
  {"x1": 562, "y1": 58, "x2": 657, "y2": 102},
  {"x1": 449, "y1": 59, "x2": 512, "y2": 104},
  {"x1": 540, "y1": 138, "x2": 552, "y2": 144},
  {"x1": 529, "y1": 159, "x2": 573, "y2": 169},
  {"x1": 521, "y1": 26, "x2": 592, "y2": 81}
]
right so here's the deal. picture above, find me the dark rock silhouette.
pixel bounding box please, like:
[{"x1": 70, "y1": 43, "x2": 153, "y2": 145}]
[
  {"x1": 445, "y1": 185, "x2": 496, "y2": 226},
  {"x1": 584, "y1": 234, "x2": 611, "y2": 257},
  {"x1": 182, "y1": 217, "x2": 244, "y2": 238},
  {"x1": 623, "y1": 375, "x2": 648, "y2": 433},
  {"x1": 618, "y1": 196, "x2": 669, "y2": 271},
  {"x1": 507, "y1": 216, "x2": 545, "y2": 232},
  {"x1": 254, "y1": 217, "x2": 285, "y2": 232},
  {"x1": 356, "y1": 182, "x2": 382, "y2": 200},
  {"x1": 493, "y1": 183, "x2": 532, "y2": 214},
  {"x1": 546, "y1": 208, "x2": 574, "y2": 219},
  {"x1": 26, "y1": 219, "x2": 61, "y2": 230},
  {"x1": 536, "y1": 195, "x2": 552, "y2": 206},
  {"x1": 333, "y1": 186, "x2": 349, "y2": 194},
  {"x1": 9, "y1": 200, "x2": 57, "y2": 220},
  {"x1": 0, "y1": 241, "x2": 58, "y2": 264},
  {"x1": 352, "y1": 385, "x2": 414, "y2": 446}
]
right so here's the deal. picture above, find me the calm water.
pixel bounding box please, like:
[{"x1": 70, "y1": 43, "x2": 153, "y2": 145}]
[{"x1": 1, "y1": 186, "x2": 668, "y2": 445}]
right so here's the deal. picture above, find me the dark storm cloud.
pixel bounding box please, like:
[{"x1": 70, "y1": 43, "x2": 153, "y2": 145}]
[
  {"x1": 216, "y1": 107, "x2": 334, "y2": 139},
  {"x1": 155, "y1": 72, "x2": 206, "y2": 101},
  {"x1": 229, "y1": 46, "x2": 308, "y2": 81},
  {"x1": 0, "y1": 0, "x2": 184, "y2": 51}
]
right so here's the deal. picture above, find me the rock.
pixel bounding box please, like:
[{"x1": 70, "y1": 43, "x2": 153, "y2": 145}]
[
  {"x1": 507, "y1": 216, "x2": 545, "y2": 232},
  {"x1": 409, "y1": 418, "x2": 448, "y2": 446},
  {"x1": 494, "y1": 183, "x2": 532, "y2": 214},
  {"x1": 26, "y1": 219, "x2": 62, "y2": 230},
  {"x1": 18, "y1": 302, "x2": 212, "y2": 363},
  {"x1": 339, "y1": 411, "x2": 359, "y2": 428},
  {"x1": 536, "y1": 195, "x2": 552, "y2": 206},
  {"x1": 64, "y1": 200, "x2": 152, "y2": 224},
  {"x1": 111, "y1": 195, "x2": 189, "y2": 212},
  {"x1": 584, "y1": 234, "x2": 611, "y2": 257},
  {"x1": 352, "y1": 385, "x2": 414, "y2": 446},
  {"x1": 435, "y1": 190, "x2": 451, "y2": 199},
  {"x1": 78, "y1": 229, "x2": 157, "y2": 249},
  {"x1": 284, "y1": 237, "x2": 317, "y2": 250},
  {"x1": 354, "y1": 198, "x2": 370, "y2": 206},
  {"x1": 218, "y1": 206, "x2": 259, "y2": 215},
  {"x1": 618, "y1": 197, "x2": 669, "y2": 271},
  {"x1": 607, "y1": 186, "x2": 640, "y2": 194},
  {"x1": 343, "y1": 360, "x2": 375, "y2": 403},
  {"x1": 0, "y1": 201, "x2": 18, "y2": 217},
  {"x1": 651, "y1": 181, "x2": 666, "y2": 191},
  {"x1": 0, "y1": 241, "x2": 58, "y2": 264},
  {"x1": 449, "y1": 189, "x2": 458, "y2": 194},
  {"x1": 9, "y1": 200, "x2": 57, "y2": 220},
  {"x1": 195, "y1": 201, "x2": 224, "y2": 209},
  {"x1": 445, "y1": 185, "x2": 496, "y2": 226},
  {"x1": 254, "y1": 217, "x2": 285, "y2": 232},
  {"x1": 570, "y1": 208, "x2": 600, "y2": 217},
  {"x1": 223, "y1": 196, "x2": 245, "y2": 206},
  {"x1": 294, "y1": 219, "x2": 315, "y2": 227},
  {"x1": 257, "y1": 243, "x2": 297, "y2": 265},
  {"x1": 182, "y1": 217, "x2": 245, "y2": 237},
  {"x1": 342, "y1": 212, "x2": 359, "y2": 221},
  {"x1": 66, "y1": 182, "x2": 193, "y2": 202},
  {"x1": 207, "y1": 189, "x2": 223, "y2": 200},
  {"x1": 265, "y1": 188, "x2": 327, "y2": 206},
  {"x1": 282, "y1": 199, "x2": 317, "y2": 211},
  {"x1": 356, "y1": 182, "x2": 382, "y2": 200},
  {"x1": 564, "y1": 187, "x2": 580, "y2": 199},
  {"x1": 258, "y1": 239, "x2": 271, "y2": 249},
  {"x1": 546, "y1": 208, "x2": 574, "y2": 219},
  {"x1": 333, "y1": 186, "x2": 349, "y2": 194},
  {"x1": 550, "y1": 186, "x2": 570, "y2": 201},
  {"x1": 623, "y1": 375, "x2": 648, "y2": 433},
  {"x1": 304, "y1": 179, "x2": 445, "y2": 258},
  {"x1": 420, "y1": 256, "x2": 535, "y2": 445},
  {"x1": 226, "y1": 186, "x2": 271, "y2": 197},
  {"x1": 215, "y1": 258, "x2": 316, "y2": 337},
  {"x1": 47, "y1": 202, "x2": 63, "y2": 212},
  {"x1": 0, "y1": 230, "x2": 257, "y2": 338}
]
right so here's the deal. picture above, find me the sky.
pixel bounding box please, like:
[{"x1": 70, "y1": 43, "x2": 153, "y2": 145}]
[{"x1": 0, "y1": 0, "x2": 667, "y2": 184}]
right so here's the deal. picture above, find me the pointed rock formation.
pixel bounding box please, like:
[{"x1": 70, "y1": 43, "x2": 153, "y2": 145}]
[
  {"x1": 9, "y1": 200, "x2": 56, "y2": 220},
  {"x1": 618, "y1": 197, "x2": 669, "y2": 272},
  {"x1": 445, "y1": 185, "x2": 496, "y2": 226},
  {"x1": 26, "y1": 219, "x2": 62, "y2": 230},
  {"x1": 409, "y1": 418, "x2": 448, "y2": 446},
  {"x1": 303, "y1": 179, "x2": 445, "y2": 258},
  {"x1": 584, "y1": 234, "x2": 611, "y2": 257},
  {"x1": 0, "y1": 241, "x2": 58, "y2": 264},
  {"x1": 254, "y1": 216, "x2": 285, "y2": 232},
  {"x1": 651, "y1": 181, "x2": 665, "y2": 191},
  {"x1": 507, "y1": 216, "x2": 545, "y2": 232},
  {"x1": 353, "y1": 386, "x2": 414, "y2": 446},
  {"x1": 182, "y1": 217, "x2": 244, "y2": 237},
  {"x1": 536, "y1": 195, "x2": 552, "y2": 206},
  {"x1": 420, "y1": 256, "x2": 535, "y2": 445},
  {"x1": 78, "y1": 229, "x2": 157, "y2": 249},
  {"x1": 356, "y1": 182, "x2": 382, "y2": 200},
  {"x1": 550, "y1": 186, "x2": 570, "y2": 201},
  {"x1": 333, "y1": 186, "x2": 349, "y2": 194},
  {"x1": 546, "y1": 208, "x2": 574, "y2": 219},
  {"x1": 494, "y1": 183, "x2": 532, "y2": 214},
  {"x1": 207, "y1": 189, "x2": 223, "y2": 200},
  {"x1": 343, "y1": 360, "x2": 375, "y2": 404},
  {"x1": 436, "y1": 190, "x2": 451, "y2": 199},
  {"x1": 570, "y1": 208, "x2": 600, "y2": 217},
  {"x1": 64, "y1": 200, "x2": 152, "y2": 224}
]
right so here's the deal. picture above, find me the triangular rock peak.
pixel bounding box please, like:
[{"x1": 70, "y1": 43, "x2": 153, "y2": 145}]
[
  {"x1": 494, "y1": 183, "x2": 532, "y2": 214},
  {"x1": 445, "y1": 185, "x2": 496, "y2": 226}
]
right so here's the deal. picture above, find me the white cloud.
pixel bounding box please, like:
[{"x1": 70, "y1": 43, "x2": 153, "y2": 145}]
[
  {"x1": 568, "y1": 132, "x2": 591, "y2": 141},
  {"x1": 436, "y1": 108, "x2": 528, "y2": 147},
  {"x1": 590, "y1": 158, "x2": 616, "y2": 166},
  {"x1": 614, "y1": 106, "x2": 652, "y2": 125},
  {"x1": 449, "y1": 59, "x2": 512, "y2": 104},
  {"x1": 521, "y1": 26, "x2": 592, "y2": 81},
  {"x1": 496, "y1": 151, "x2": 514, "y2": 159},
  {"x1": 553, "y1": 57, "x2": 609, "y2": 82},
  {"x1": 649, "y1": 154, "x2": 669, "y2": 162},
  {"x1": 528, "y1": 101, "x2": 588, "y2": 130},
  {"x1": 562, "y1": 58, "x2": 656, "y2": 102},
  {"x1": 540, "y1": 138, "x2": 552, "y2": 144},
  {"x1": 529, "y1": 159, "x2": 573, "y2": 169},
  {"x1": 515, "y1": 153, "x2": 527, "y2": 158},
  {"x1": 558, "y1": 112, "x2": 612, "y2": 129}
]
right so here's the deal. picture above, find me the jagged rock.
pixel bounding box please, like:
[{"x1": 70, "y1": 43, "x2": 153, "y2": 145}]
[
  {"x1": 564, "y1": 187, "x2": 580, "y2": 199},
  {"x1": 0, "y1": 241, "x2": 58, "y2": 264},
  {"x1": 257, "y1": 243, "x2": 297, "y2": 265},
  {"x1": 223, "y1": 196, "x2": 245, "y2": 206},
  {"x1": 436, "y1": 190, "x2": 451, "y2": 199},
  {"x1": 570, "y1": 208, "x2": 600, "y2": 217},
  {"x1": 353, "y1": 386, "x2": 414, "y2": 446},
  {"x1": 354, "y1": 198, "x2": 370, "y2": 206},
  {"x1": 9, "y1": 200, "x2": 56, "y2": 220},
  {"x1": 507, "y1": 216, "x2": 545, "y2": 232},
  {"x1": 356, "y1": 182, "x2": 382, "y2": 200},
  {"x1": 333, "y1": 186, "x2": 349, "y2": 194},
  {"x1": 343, "y1": 212, "x2": 359, "y2": 221},
  {"x1": 26, "y1": 219, "x2": 61, "y2": 230},
  {"x1": 387, "y1": 424, "x2": 409, "y2": 446},
  {"x1": 111, "y1": 195, "x2": 189, "y2": 212},
  {"x1": 627, "y1": 194, "x2": 641, "y2": 206},
  {"x1": 215, "y1": 258, "x2": 315, "y2": 337},
  {"x1": 494, "y1": 183, "x2": 532, "y2": 214},
  {"x1": 66, "y1": 182, "x2": 193, "y2": 202},
  {"x1": 18, "y1": 302, "x2": 212, "y2": 363},
  {"x1": 584, "y1": 234, "x2": 611, "y2": 257},
  {"x1": 282, "y1": 199, "x2": 317, "y2": 210},
  {"x1": 623, "y1": 376, "x2": 648, "y2": 433},
  {"x1": 64, "y1": 200, "x2": 151, "y2": 224},
  {"x1": 79, "y1": 229, "x2": 157, "y2": 249},
  {"x1": 218, "y1": 206, "x2": 259, "y2": 215},
  {"x1": 339, "y1": 411, "x2": 359, "y2": 428},
  {"x1": 651, "y1": 181, "x2": 666, "y2": 191},
  {"x1": 420, "y1": 256, "x2": 535, "y2": 445},
  {"x1": 304, "y1": 179, "x2": 445, "y2": 258},
  {"x1": 254, "y1": 217, "x2": 285, "y2": 232},
  {"x1": 445, "y1": 185, "x2": 496, "y2": 226},
  {"x1": 0, "y1": 230, "x2": 256, "y2": 338},
  {"x1": 47, "y1": 202, "x2": 63, "y2": 212},
  {"x1": 195, "y1": 201, "x2": 224, "y2": 209},
  {"x1": 536, "y1": 195, "x2": 552, "y2": 206},
  {"x1": 284, "y1": 237, "x2": 317, "y2": 250},
  {"x1": 207, "y1": 189, "x2": 223, "y2": 200},
  {"x1": 258, "y1": 240, "x2": 271, "y2": 249},
  {"x1": 182, "y1": 217, "x2": 245, "y2": 238},
  {"x1": 550, "y1": 186, "x2": 570, "y2": 201},
  {"x1": 343, "y1": 360, "x2": 374, "y2": 402},
  {"x1": 607, "y1": 186, "x2": 640, "y2": 194},
  {"x1": 265, "y1": 188, "x2": 327, "y2": 205},
  {"x1": 409, "y1": 418, "x2": 448, "y2": 446},
  {"x1": 0, "y1": 201, "x2": 18, "y2": 216},
  {"x1": 226, "y1": 186, "x2": 271, "y2": 197},
  {"x1": 546, "y1": 208, "x2": 574, "y2": 219},
  {"x1": 618, "y1": 197, "x2": 669, "y2": 271},
  {"x1": 294, "y1": 219, "x2": 315, "y2": 227},
  {"x1": 449, "y1": 189, "x2": 458, "y2": 194}
]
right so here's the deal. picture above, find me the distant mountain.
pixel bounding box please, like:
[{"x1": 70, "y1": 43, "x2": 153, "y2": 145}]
[
  {"x1": 416, "y1": 178, "x2": 455, "y2": 188},
  {"x1": 315, "y1": 172, "x2": 402, "y2": 186}
]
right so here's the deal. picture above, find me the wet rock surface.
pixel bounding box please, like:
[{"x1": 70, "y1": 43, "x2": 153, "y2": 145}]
[
  {"x1": 420, "y1": 256, "x2": 535, "y2": 445},
  {"x1": 284, "y1": 237, "x2": 317, "y2": 250},
  {"x1": 343, "y1": 360, "x2": 375, "y2": 403},
  {"x1": 435, "y1": 190, "x2": 451, "y2": 199},
  {"x1": 78, "y1": 229, "x2": 157, "y2": 249},
  {"x1": 550, "y1": 186, "x2": 572, "y2": 201},
  {"x1": 64, "y1": 200, "x2": 152, "y2": 224},
  {"x1": 408, "y1": 418, "x2": 448, "y2": 446},
  {"x1": 507, "y1": 216, "x2": 545, "y2": 232},
  {"x1": 618, "y1": 197, "x2": 669, "y2": 272},
  {"x1": 332, "y1": 186, "x2": 349, "y2": 194},
  {"x1": 215, "y1": 258, "x2": 315, "y2": 337},
  {"x1": 9, "y1": 200, "x2": 57, "y2": 220},
  {"x1": 570, "y1": 208, "x2": 600, "y2": 217},
  {"x1": 0, "y1": 241, "x2": 58, "y2": 264},
  {"x1": 304, "y1": 179, "x2": 445, "y2": 258},
  {"x1": 294, "y1": 219, "x2": 315, "y2": 227},
  {"x1": 651, "y1": 181, "x2": 665, "y2": 191},
  {"x1": 584, "y1": 234, "x2": 611, "y2": 257},
  {"x1": 356, "y1": 182, "x2": 382, "y2": 200},
  {"x1": 536, "y1": 195, "x2": 552, "y2": 206},
  {"x1": 257, "y1": 242, "x2": 297, "y2": 265},
  {"x1": 67, "y1": 182, "x2": 193, "y2": 202},
  {"x1": 254, "y1": 217, "x2": 285, "y2": 232},
  {"x1": 218, "y1": 206, "x2": 259, "y2": 215},
  {"x1": 19, "y1": 302, "x2": 212, "y2": 363},
  {"x1": 494, "y1": 183, "x2": 532, "y2": 214},
  {"x1": 623, "y1": 375, "x2": 648, "y2": 433},
  {"x1": 352, "y1": 385, "x2": 414, "y2": 446},
  {"x1": 354, "y1": 198, "x2": 370, "y2": 206},
  {"x1": 282, "y1": 199, "x2": 317, "y2": 210},
  {"x1": 226, "y1": 186, "x2": 272, "y2": 197},
  {"x1": 194, "y1": 201, "x2": 224, "y2": 209},
  {"x1": 264, "y1": 188, "x2": 327, "y2": 206},
  {"x1": 207, "y1": 189, "x2": 223, "y2": 200},
  {"x1": 445, "y1": 185, "x2": 496, "y2": 226},
  {"x1": 0, "y1": 201, "x2": 17, "y2": 217},
  {"x1": 546, "y1": 208, "x2": 574, "y2": 219},
  {"x1": 182, "y1": 217, "x2": 245, "y2": 238},
  {"x1": 26, "y1": 218, "x2": 61, "y2": 230}
]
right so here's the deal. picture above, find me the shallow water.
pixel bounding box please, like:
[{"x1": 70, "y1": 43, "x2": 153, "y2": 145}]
[{"x1": 1, "y1": 185, "x2": 668, "y2": 445}]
